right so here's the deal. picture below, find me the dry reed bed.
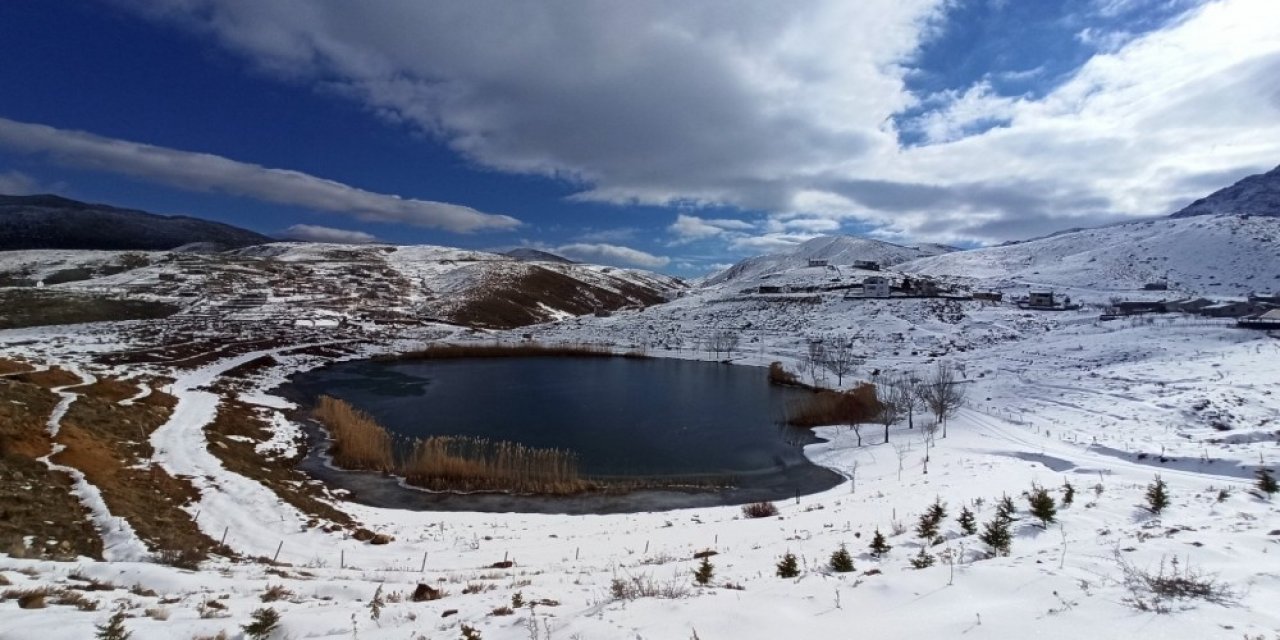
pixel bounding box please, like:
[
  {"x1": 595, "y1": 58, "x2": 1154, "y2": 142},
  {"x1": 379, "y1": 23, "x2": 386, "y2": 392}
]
[
  {"x1": 785, "y1": 384, "x2": 881, "y2": 427},
  {"x1": 384, "y1": 342, "x2": 644, "y2": 361},
  {"x1": 313, "y1": 396, "x2": 591, "y2": 495}
]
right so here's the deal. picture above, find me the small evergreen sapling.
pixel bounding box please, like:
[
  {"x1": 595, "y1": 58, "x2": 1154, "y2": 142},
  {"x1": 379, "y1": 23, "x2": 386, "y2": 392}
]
[
  {"x1": 957, "y1": 506, "x2": 977, "y2": 536},
  {"x1": 916, "y1": 497, "x2": 948, "y2": 540},
  {"x1": 694, "y1": 556, "x2": 715, "y2": 585},
  {"x1": 368, "y1": 584, "x2": 385, "y2": 621},
  {"x1": 1256, "y1": 467, "x2": 1278, "y2": 498},
  {"x1": 243, "y1": 607, "x2": 281, "y2": 640},
  {"x1": 869, "y1": 529, "x2": 892, "y2": 558},
  {"x1": 95, "y1": 607, "x2": 131, "y2": 640},
  {"x1": 829, "y1": 544, "x2": 855, "y2": 573},
  {"x1": 1144, "y1": 475, "x2": 1170, "y2": 515},
  {"x1": 1061, "y1": 480, "x2": 1075, "y2": 507},
  {"x1": 979, "y1": 517, "x2": 1012, "y2": 556},
  {"x1": 909, "y1": 547, "x2": 935, "y2": 569},
  {"x1": 776, "y1": 552, "x2": 800, "y2": 578},
  {"x1": 1027, "y1": 485, "x2": 1057, "y2": 529},
  {"x1": 995, "y1": 494, "x2": 1017, "y2": 523}
]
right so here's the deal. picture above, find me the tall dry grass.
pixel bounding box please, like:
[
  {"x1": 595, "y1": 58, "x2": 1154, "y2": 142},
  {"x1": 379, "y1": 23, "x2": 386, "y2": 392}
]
[
  {"x1": 402, "y1": 436, "x2": 589, "y2": 494},
  {"x1": 312, "y1": 396, "x2": 591, "y2": 494},
  {"x1": 313, "y1": 396, "x2": 395, "y2": 472},
  {"x1": 785, "y1": 384, "x2": 881, "y2": 427},
  {"x1": 386, "y1": 342, "x2": 639, "y2": 361}
]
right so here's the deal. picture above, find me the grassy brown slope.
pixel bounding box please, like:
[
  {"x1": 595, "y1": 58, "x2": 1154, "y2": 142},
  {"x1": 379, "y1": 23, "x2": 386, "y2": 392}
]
[
  {"x1": 0, "y1": 289, "x2": 178, "y2": 329},
  {"x1": 206, "y1": 399, "x2": 355, "y2": 530},
  {"x1": 448, "y1": 265, "x2": 663, "y2": 329},
  {"x1": 0, "y1": 379, "x2": 104, "y2": 560},
  {"x1": 52, "y1": 384, "x2": 220, "y2": 565}
]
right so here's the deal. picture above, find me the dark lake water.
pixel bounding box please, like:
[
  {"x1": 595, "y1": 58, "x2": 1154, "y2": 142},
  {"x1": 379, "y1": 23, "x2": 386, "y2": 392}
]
[{"x1": 284, "y1": 356, "x2": 844, "y2": 513}]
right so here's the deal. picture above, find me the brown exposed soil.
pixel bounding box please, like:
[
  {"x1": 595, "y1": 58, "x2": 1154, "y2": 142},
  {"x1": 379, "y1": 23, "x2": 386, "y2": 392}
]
[
  {"x1": 448, "y1": 265, "x2": 664, "y2": 329},
  {"x1": 0, "y1": 379, "x2": 104, "y2": 560},
  {"x1": 13, "y1": 367, "x2": 83, "y2": 389},
  {"x1": 206, "y1": 398, "x2": 356, "y2": 530},
  {"x1": 52, "y1": 385, "x2": 221, "y2": 563},
  {"x1": 0, "y1": 357, "x2": 33, "y2": 376},
  {"x1": 0, "y1": 289, "x2": 178, "y2": 330}
]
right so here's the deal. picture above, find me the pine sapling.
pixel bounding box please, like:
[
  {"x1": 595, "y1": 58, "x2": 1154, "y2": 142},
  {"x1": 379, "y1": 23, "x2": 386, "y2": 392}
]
[
  {"x1": 1144, "y1": 475, "x2": 1170, "y2": 515},
  {"x1": 869, "y1": 529, "x2": 892, "y2": 558},
  {"x1": 95, "y1": 607, "x2": 131, "y2": 640},
  {"x1": 829, "y1": 544, "x2": 855, "y2": 573},
  {"x1": 1061, "y1": 480, "x2": 1075, "y2": 507},
  {"x1": 368, "y1": 584, "x2": 384, "y2": 621},
  {"x1": 776, "y1": 551, "x2": 800, "y2": 578},
  {"x1": 243, "y1": 607, "x2": 281, "y2": 640},
  {"x1": 996, "y1": 494, "x2": 1017, "y2": 523},
  {"x1": 957, "y1": 506, "x2": 977, "y2": 536},
  {"x1": 1256, "y1": 467, "x2": 1278, "y2": 498},
  {"x1": 915, "y1": 510, "x2": 940, "y2": 540},
  {"x1": 979, "y1": 517, "x2": 1012, "y2": 557},
  {"x1": 694, "y1": 556, "x2": 715, "y2": 585},
  {"x1": 1027, "y1": 485, "x2": 1057, "y2": 529},
  {"x1": 909, "y1": 547, "x2": 935, "y2": 569}
]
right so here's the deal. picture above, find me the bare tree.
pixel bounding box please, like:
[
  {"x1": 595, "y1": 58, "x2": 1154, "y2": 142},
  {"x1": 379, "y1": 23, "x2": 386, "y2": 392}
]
[
  {"x1": 821, "y1": 338, "x2": 861, "y2": 387},
  {"x1": 802, "y1": 339, "x2": 826, "y2": 387},
  {"x1": 892, "y1": 443, "x2": 909, "y2": 481},
  {"x1": 849, "y1": 422, "x2": 864, "y2": 447},
  {"x1": 873, "y1": 377, "x2": 905, "y2": 444},
  {"x1": 920, "y1": 361, "x2": 967, "y2": 438}
]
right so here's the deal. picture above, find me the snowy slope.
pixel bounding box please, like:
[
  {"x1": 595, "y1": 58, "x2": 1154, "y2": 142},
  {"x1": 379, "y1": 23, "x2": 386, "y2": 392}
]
[
  {"x1": 902, "y1": 214, "x2": 1280, "y2": 298},
  {"x1": 707, "y1": 235, "x2": 954, "y2": 285},
  {"x1": 1171, "y1": 163, "x2": 1280, "y2": 218}
]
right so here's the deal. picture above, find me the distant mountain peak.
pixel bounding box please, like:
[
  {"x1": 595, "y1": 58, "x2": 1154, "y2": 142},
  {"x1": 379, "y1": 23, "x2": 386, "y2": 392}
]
[
  {"x1": 1170, "y1": 164, "x2": 1280, "y2": 218},
  {"x1": 0, "y1": 193, "x2": 272, "y2": 251},
  {"x1": 503, "y1": 248, "x2": 576, "y2": 264},
  {"x1": 707, "y1": 234, "x2": 953, "y2": 285}
]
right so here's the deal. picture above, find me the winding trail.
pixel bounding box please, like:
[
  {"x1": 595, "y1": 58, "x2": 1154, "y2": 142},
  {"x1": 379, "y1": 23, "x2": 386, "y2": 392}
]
[{"x1": 37, "y1": 366, "x2": 151, "y2": 562}]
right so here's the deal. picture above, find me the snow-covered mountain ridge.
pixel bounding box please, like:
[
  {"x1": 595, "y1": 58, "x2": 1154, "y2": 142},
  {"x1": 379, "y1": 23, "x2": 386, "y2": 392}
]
[
  {"x1": 1171, "y1": 163, "x2": 1280, "y2": 218},
  {"x1": 708, "y1": 235, "x2": 954, "y2": 285}
]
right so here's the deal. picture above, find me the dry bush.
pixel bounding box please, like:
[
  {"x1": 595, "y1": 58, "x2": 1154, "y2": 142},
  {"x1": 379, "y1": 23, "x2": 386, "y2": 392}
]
[
  {"x1": 401, "y1": 435, "x2": 589, "y2": 495},
  {"x1": 609, "y1": 571, "x2": 690, "y2": 601},
  {"x1": 489, "y1": 605, "x2": 515, "y2": 616},
  {"x1": 391, "y1": 343, "x2": 617, "y2": 360},
  {"x1": 767, "y1": 362, "x2": 801, "y2": 387},
  {"x1": 313, "y1": 396, "x2": 395, "y2": 472},
  {"x1": 260, "y1": 584, "x2": 293, "y2": 603},
  {"x1": 785, "y1": 385, "x2": 881, "y2": 427},
  {"x1": 741, "y1": 501, "x2": 779, "y2": 518},
  {"x1": 1117, "y1": 552, "x2": 1236, "y2": 613}
]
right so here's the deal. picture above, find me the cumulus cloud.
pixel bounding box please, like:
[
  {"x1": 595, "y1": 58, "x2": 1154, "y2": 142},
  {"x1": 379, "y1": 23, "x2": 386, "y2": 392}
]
[
  {"x1": 553, "y1": 242, "x2": 671, "y2": 269},
  {"x1": 0, "y1": 170, "x2": 42, "y2": 195},
  {"x1": 282, "y1": 224, "x2": 378, "y2": 244},
  {"x1": 117, "y1": 0, "x2": 1280, "y2": 246},
  {"x1": 668, "y1": 213, "x2": 756, "y2": 243},
  {"x1": 0, "y1": 117, "x2": 520, "y2": 233}
]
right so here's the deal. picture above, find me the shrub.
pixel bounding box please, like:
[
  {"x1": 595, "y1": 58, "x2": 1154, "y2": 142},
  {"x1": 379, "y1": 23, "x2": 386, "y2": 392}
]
[
  {"x1": 1027, "y1": 485, "x2": 1057, "y2": 528},
  {"x1": 742, "y1": 501, "x2": 779, "y2": 518},
  {"x1": 956, "y1": 506, "x2": 977, "y2": 536},
  {"x1": 785, "y1": 385, "x2": 880, "y2": 428},
  {"x1": 979, "y1": 517, "x2": 1012, "y2": 556},
  {"x1": 95, "y1": 607, "x2": 131, "y2": 640},
  {"x1": 909, "y1": 548, "x2": 935, "y2": 569},
  {"x1": 693, "y1": 557, "x2": 714, "y2": 585},
  {"x1": 610, "y1": 572, "x2": 690, "y2": 600},
  {"x1": 829, "y1": 545, "x2": 854, "y2": 573},
  {"x1": 260, "y1": 584, "x2": 292, "y2": 603},
  {"x1": 916, "y1": 497, "x2": 947, "y2": 540},
  {"x1": 869, "y1": 529, "x2": 892, "y2": 558},
  {"x1": 1256, "y1": 468, "x2": 1278, "y2": 498},
  {"x1": 1117, "y1": 552, "x2": 1236, "y2": 613},
  {"x1": 776, "y1": 552, "x2": 800, "y2": 578},
  {"x1": 995, "y1": 494, "x2": 1016, "y2": 523},
  {"x1": 1144, "y1": 475, "x2": 1170, "y2": 515},
  {"x1": 1061, "y1": 480, "x2": 1076, "y2": 507},
  {"x1": 368, "y1": 584, "x2": 384, "y2": 621},
  {"x1": 767, "y1": 362, "x2": 800, "y2": 387},
  {"x1": 461, "y1": 624, "x2": 483, "y2": 640},
  {"x1": 242, "y1": 607, "x2": 281, "y2": 640}
]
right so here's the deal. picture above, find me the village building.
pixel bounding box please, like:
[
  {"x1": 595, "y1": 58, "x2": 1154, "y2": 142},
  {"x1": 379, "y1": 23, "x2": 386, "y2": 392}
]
[{"x1": 862, "y1": 276, "x2": 891, "y2": 298}]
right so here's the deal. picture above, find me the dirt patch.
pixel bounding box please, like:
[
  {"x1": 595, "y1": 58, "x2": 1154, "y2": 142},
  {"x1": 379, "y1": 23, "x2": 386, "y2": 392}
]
[
  {"x1": 0, "y1": 380, "x2": 104, "y2": 560},
  {"x1": 0, "y1": 289, "x2": 178, "y2": 330},
  {"x1": 52, "y1": 386, "x2": 221, "y2": 563},
  {"x1": 79, "y1": 378, "x2": 145, "y2": 404},
  {"x1": 0, "y1": 358, "x2": 33, "y2": 376},
  {"x1": 13, "y1": 367, "x2": 83, "y2": 389},
  {"x1": 206, "y1": 398, "x2": 355, "y2": 530}
]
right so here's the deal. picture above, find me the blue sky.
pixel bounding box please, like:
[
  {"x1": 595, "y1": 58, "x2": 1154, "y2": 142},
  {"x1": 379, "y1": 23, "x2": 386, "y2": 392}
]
[{"x1": 1, "y1": 0, "x2": 1276, "y2": 275}]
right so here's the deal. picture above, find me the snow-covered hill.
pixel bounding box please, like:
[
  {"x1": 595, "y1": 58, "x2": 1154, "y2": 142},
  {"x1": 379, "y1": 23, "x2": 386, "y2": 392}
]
[
  {"x1": 902, "y1": 214, "x2": 1280, "y2": 298},
  {"x1": 1171, "y1": 163, "x2": 1280, "y2": 218},
  {"x1": 707, "y1": 235, "x2": 954, "y2": 285}
]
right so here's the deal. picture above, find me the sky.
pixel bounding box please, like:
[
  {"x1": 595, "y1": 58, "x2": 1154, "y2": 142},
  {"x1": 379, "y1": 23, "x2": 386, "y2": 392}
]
[{"x1": 1, "y1": 0, "x2": 1277, "y2": 275}]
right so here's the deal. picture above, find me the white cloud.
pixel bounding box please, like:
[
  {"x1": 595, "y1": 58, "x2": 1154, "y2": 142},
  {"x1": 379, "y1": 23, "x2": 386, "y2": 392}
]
[
  {"x1": 668, "y1": 213, "x2": 756, "y2": 243},
  {"x1": 0, "y1": 170, "x2": 42, "y2": 195},
  {"x1": 282, "y1": 224, "x2": 378, "y2": 244},
  {"x1": 119, "y1": 0, "x2": 1280, "y2": 246},
  {"x1": 553, "y1": 242, "x2": 671, "y2": 269},
  {"x1": 0, "y1": 117, "x2": 520, "y2": 233}
]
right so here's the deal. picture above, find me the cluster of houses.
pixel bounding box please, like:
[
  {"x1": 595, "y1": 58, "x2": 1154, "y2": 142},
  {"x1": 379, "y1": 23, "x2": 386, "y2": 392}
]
[
  {"x1": 742, "y1": 273, "x2": 954, "y2": 299},
  {"x1": 1101, "y1": 292, "x2": 1280, "y2": 329}
]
